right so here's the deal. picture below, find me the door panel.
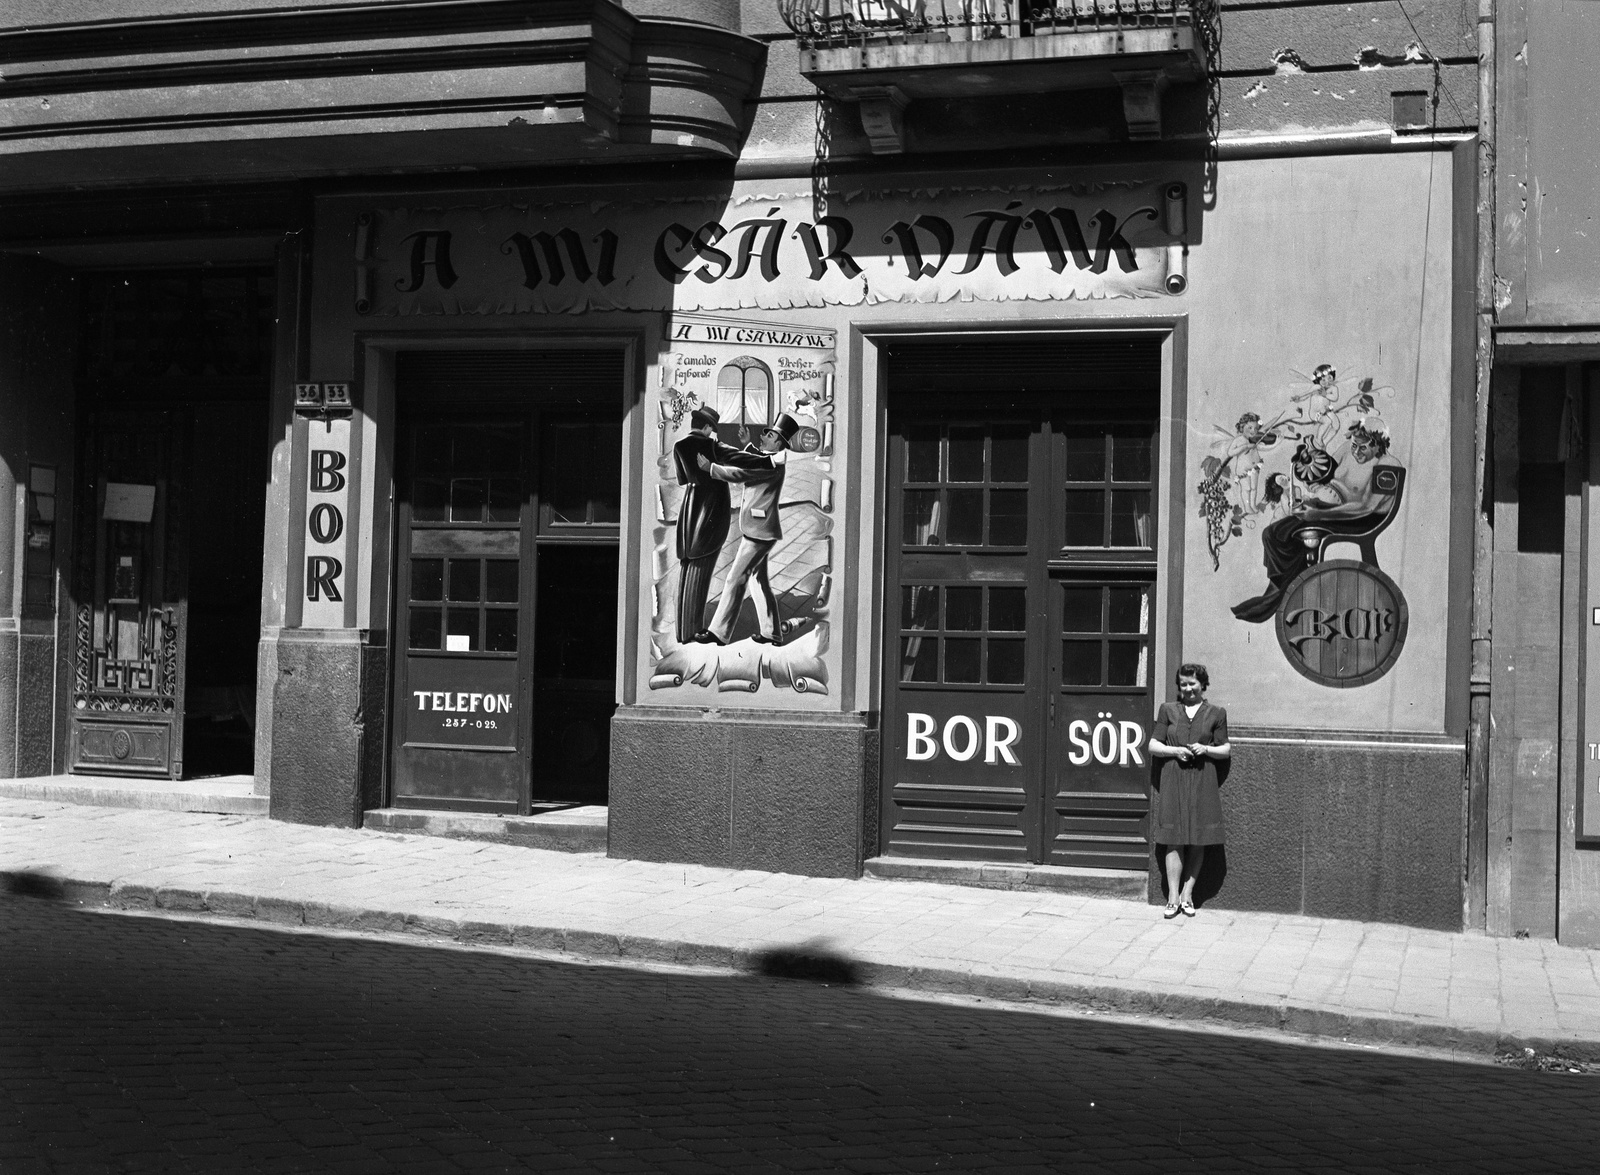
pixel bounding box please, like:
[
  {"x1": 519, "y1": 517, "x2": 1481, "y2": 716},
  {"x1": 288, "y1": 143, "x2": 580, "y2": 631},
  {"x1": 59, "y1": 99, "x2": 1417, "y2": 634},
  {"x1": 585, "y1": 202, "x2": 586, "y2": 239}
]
[
  {"x1": 392, "y1": 420, "x2": 532, "y2": 811},
  {"x1": 882, "y1": 397, "x2": 1158, "y2": 868},
  {"x1": 1048, "y1": 578, "x2": 1156, "y2": 869},
  {"x1": 882, "y1": 418, "x2": 1048, "y2": 862},
  {"x1": 70, "y1": 412, "x2": 189, "y2": 779}
]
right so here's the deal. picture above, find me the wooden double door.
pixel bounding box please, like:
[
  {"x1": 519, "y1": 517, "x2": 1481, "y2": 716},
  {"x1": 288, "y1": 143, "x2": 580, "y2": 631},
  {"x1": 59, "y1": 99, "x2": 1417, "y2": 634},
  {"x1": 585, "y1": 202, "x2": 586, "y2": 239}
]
[
  {"x1": 389, "y1": 410, "x2": 620, "y2": 812},
  {"x1": 881, "y1": 399, "x2": 1160, "y2": 869}
]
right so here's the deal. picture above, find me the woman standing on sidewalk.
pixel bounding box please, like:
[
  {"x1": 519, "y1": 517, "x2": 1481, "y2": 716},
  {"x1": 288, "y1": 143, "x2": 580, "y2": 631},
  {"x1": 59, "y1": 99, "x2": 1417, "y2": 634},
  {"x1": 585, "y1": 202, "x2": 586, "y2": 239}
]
[{"x1": 1147, "y1": 663, "x2": 1230, "y2": 918}]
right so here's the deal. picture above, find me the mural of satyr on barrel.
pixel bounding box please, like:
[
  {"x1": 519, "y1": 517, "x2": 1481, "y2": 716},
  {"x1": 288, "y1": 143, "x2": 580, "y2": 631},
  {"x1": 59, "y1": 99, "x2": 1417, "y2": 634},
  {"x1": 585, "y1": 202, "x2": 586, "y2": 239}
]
[
  {"x1": 647, "y1": 315, "x2": 837, "y2": 695},
  {"x1": 1198, "y1": 364, "x2": 1409, "y2": 687}
]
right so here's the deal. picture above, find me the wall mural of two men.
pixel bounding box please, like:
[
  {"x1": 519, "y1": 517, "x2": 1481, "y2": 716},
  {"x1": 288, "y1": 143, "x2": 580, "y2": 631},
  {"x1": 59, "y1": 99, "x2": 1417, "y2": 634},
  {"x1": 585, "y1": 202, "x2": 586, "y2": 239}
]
[{"x1": 648, "y1": 317, "x2": 837, "y2": 695}]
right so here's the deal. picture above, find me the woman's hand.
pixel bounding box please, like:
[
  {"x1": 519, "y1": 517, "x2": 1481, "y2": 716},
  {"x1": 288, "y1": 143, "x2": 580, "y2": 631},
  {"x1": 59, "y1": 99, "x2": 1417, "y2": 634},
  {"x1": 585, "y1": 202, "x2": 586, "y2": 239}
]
[{"x1": 1187, "y1": 742, "x2": 1207, "y2": 759}]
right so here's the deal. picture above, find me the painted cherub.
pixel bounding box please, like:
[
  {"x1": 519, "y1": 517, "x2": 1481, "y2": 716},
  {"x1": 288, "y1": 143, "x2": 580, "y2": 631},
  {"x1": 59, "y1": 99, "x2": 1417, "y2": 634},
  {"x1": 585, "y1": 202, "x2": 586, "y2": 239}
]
[{"x1": 1208, "y1": 410, "x2": 1281, "y2": 514}]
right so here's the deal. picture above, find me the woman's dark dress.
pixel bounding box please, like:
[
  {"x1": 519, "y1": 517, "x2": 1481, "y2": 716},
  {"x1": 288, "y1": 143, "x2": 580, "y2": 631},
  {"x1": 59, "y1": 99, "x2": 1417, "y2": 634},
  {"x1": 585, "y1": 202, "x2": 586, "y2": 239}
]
[{"x1": 1151, "y1": 701, "x2": 1228, "y2": 846}]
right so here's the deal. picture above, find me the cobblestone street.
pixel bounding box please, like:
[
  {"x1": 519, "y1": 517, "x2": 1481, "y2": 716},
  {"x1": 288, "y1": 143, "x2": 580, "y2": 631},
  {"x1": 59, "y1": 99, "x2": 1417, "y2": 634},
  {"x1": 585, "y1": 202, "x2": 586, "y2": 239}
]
[{"x1": 3, "y1": 896, "x2": 1597, "y2": 1174}]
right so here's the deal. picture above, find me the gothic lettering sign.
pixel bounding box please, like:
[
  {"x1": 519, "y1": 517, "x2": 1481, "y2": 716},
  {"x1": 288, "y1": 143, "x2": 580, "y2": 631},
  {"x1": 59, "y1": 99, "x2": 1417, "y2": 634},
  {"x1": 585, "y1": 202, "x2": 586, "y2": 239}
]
[
  {"x1": 364, "y1": 182, "x2": 1186, "y2": 316},
  {"x1": 302, "y1": 418, "x2": 351, "y2": 627},
  {"x1": 1274, "y1": 559, "x2": 1408, "y2": 688}
]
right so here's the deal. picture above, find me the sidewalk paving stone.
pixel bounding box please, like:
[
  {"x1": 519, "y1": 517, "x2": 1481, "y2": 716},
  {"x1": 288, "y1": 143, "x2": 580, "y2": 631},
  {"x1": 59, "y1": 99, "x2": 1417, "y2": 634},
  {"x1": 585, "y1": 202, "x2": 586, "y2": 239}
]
[{"x1": 6, "y1": 796, "x2": 1600, "y2": 1061}]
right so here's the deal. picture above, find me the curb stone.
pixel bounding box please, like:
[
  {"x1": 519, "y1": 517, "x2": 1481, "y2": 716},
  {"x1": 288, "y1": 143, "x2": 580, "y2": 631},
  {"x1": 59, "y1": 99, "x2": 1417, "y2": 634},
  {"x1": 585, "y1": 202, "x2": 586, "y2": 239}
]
[{"x1": 26, "y1": 875, "x2": 1600, "y2": 1065}]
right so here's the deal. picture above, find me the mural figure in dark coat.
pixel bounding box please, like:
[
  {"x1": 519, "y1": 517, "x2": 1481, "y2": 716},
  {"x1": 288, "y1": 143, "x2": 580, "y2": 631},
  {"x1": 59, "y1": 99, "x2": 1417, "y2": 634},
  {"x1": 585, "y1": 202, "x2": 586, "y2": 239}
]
[
  {"x1": 671, "y1": 406, "x2": 772, "y2": 643},
  {"x1": 692, "y1": 413, "x2": 801, "y2": 647}
]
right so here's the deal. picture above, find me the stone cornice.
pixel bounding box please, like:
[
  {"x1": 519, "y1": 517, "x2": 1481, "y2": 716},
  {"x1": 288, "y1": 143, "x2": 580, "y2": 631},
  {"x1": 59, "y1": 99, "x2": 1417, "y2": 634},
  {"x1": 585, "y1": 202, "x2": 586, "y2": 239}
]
[{"x1": 0, "y1": 0, "x2": 766, "y2": 191}]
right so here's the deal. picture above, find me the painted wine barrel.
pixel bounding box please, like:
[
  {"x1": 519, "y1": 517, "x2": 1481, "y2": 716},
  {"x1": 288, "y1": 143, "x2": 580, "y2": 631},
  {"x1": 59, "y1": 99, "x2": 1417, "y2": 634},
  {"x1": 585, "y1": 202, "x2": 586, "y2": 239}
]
[{"x1": 1274, "y1": 558, "x2": 1408, "y2": 688}]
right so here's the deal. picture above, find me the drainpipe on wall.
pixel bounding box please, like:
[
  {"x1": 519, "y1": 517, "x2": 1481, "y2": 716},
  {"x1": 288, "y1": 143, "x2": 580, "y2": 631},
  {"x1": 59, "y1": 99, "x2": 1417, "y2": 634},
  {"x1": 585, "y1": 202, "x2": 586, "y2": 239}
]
[{"x1": 1464, "y1": 0, "x2": 1496, "y2": 932}]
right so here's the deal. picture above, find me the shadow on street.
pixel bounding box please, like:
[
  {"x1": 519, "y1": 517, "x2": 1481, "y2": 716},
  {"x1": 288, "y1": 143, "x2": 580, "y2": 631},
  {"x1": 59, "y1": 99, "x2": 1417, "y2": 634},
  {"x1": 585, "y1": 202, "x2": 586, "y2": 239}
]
[{"x1": 2, "y1": 897, "x2": 1595, "y2": 1173}]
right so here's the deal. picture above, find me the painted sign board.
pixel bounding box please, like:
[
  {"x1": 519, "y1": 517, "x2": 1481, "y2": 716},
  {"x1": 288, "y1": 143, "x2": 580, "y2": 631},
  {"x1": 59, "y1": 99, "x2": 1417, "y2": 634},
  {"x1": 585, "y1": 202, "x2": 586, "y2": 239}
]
[
  {"x1": 404, "y1": 657, "x2": 518, "y2": 750},
  {"x1": 363, "y1": 181, "x2": 1188, "y2": 317},
  {"x1": 302, "y1": 417, "x2": 352, "y2": 628},
  {"x1": 1584, "y1": 384, "x2": 1600, "y2": 844},
  {"x1": 646, "y1": 314, "x2": 838, "y2": 699}
]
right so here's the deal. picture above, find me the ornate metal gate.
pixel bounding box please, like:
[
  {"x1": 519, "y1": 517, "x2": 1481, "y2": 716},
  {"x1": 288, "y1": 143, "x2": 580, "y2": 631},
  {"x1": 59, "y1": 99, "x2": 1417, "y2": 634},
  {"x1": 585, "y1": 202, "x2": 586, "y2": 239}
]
[{"x1": 70, "y1": 412, "x2": 190, "y2": 778}]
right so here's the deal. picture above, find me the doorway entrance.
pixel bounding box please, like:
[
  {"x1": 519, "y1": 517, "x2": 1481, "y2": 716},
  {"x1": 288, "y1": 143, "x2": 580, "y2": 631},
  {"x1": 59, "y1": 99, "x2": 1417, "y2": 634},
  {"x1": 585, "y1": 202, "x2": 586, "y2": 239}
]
[
  {"x1": 69, "y1": 269, "x2": 273, "y2": 780},
  {"x1": 388, "y1": 350, "x2": 624, "y2": 814},
  {"x1": 879, "y1": 335, "x2": 1162, "y2": 869}
]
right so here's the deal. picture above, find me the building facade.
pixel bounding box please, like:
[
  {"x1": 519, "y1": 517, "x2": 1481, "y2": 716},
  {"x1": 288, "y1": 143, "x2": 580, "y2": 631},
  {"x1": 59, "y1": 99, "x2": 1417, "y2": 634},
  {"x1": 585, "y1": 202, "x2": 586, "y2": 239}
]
[
  {"x1": 1475, "y1": 0, "x2": 1600, "y2": 946},
  {"x1": 2, "y1": 1, "x2": 1490, "y2": 931}
]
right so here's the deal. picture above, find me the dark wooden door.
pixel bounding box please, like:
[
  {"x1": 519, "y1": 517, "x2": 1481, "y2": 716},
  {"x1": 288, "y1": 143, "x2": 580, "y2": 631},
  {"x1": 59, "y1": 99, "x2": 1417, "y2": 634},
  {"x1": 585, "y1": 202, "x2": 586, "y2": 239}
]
[
  {"x1": 392, "y1": 418, "x2": 533, "y2": 812},
  {"x1": 881, "y1": 403, "x2": 1158, "y2": 868},
  {"x1": 70, "y1": 411, "x2": 190, "y2": 778},
  {"x1": 1047, "y1": 423, "x2": 1158, "y2": 868},
  {"x1": 389, "y1": 410, "x2": 621, "y2": 812}
]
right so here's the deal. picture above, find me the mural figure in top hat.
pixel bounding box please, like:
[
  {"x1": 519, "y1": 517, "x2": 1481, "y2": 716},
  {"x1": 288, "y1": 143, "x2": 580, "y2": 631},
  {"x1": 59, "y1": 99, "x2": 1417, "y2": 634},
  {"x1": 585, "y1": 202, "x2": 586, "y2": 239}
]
[
  {"x1": 671, "y1": 405, "x2": 771, "y2": 643},
  {"x1": 693, "y1": 413, "x2": 802, "y2": 647}
]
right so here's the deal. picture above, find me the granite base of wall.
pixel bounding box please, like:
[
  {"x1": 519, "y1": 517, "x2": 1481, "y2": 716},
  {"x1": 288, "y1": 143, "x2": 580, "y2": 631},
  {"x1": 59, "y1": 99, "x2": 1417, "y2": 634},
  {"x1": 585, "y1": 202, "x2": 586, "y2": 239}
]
[
  {"x1": 1153, "y1": 738, "x2": 1465, "y2": 931},
  {"x1": 267, "y1": 630, "x2": 377, "y2": 828},
  {"x1": 609, "y1": 705, "x2": 872, "y2": 878}
]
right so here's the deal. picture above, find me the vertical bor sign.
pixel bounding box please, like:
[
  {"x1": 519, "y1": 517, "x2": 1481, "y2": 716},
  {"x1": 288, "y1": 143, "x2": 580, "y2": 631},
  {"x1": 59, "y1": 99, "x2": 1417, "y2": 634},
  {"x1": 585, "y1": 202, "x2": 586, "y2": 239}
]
[{"x1": 302, "y1": 417, "x2": 352, "y2": 627}]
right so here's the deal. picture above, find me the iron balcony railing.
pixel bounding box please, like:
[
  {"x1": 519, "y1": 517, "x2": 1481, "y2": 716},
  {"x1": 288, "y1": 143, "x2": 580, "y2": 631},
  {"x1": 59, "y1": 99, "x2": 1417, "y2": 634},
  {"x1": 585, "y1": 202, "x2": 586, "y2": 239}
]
[{"x1": 778, "y1": 0, "x2": 1218, "y2": 54}]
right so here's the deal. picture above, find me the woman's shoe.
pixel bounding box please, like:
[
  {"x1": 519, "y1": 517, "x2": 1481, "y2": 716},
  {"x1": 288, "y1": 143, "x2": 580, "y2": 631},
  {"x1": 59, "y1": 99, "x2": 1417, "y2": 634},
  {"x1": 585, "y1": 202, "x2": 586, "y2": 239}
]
[
  {"x1": 1163, "y1": 901, "x2": 1180, "y2": 919},
  {"x1": 1179, "y1": 896, "x2": 1196, "y2": 917}
]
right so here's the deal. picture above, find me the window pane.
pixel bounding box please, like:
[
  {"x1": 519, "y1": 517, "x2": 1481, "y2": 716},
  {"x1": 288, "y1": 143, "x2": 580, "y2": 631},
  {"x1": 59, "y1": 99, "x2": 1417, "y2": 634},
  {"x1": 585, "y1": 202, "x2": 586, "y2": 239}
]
[
  {"x1": 1110, "y1": 490, "x2": 1153, "y2": 547},
  {"x1": 988, "y1": 640, "x2": 1025, "y2": 685},
  {"x1": 410, "y1": 558, "x2": 443, "y2": 602},
  {"x1": 484, "y1": 609, "x2": 518, "y2": 653},
  {"x1": 947, "y1": 427, "x2": 985, "y2": 482},
  {"x1": 906, "y1": 428, "x2": 940, "y2": 483},
  {"x1": 408, "y1": 607, "x2": 442, "y2": 650},
  {"x1": 488, "y1": 477, "x2": 521, "y2": 523},
  {"x1": 452, "y1": 428, "x2": 489, "y2": 474},
  {"x1": 1111, "y1": 434, "x2": 1152, "y2": 482},
  {"x1": 991, "y1": 427, "x2": 1029, "y2": 482},
  {"x1": 588, "y1": 421, "x2": 623, "y2": 524},
  {"x1": 1107, "y1": 586, "x2": 1150, "y2": 634},
  {"x1": 485, "y1": 560, "x2": 520, "y2": 604},
  {"x1": 988, "y1": 587, "x2": 1027, "y2": 632},
  {"x1": 1064, "y1": 434, "x2": 1106, "y2": 481},
  {"x1": 450, "y1": 478, "x2": 486, "y2": 523},
  {"x1": 445, "y1": 608, "x2": 478, "y2": 652},
  {"x1": 945, "y1": 587, "x2": 982, "y2": 631},
  {"x1": 900, "y1": 636, "x2": 938, "y2": 682},
  {"x1": 543, "y1": 425, "x2": 589, "y2": 524},
  {"x1": 1062, "y1": 639, "x2": 1102, "y2": 685},
  {"x1": 1064, "y1": 490, "x2": 1105, "y2": 546},
  {"x1": 1108, "y1": 641, "x2": 1148, "y2": 687},
  {"x1": 412, "y1": 478, "x2": 447, "y2": 522},
  {"x1": 487, "y1": 427, "x2": 521, "y2": 474},
  {"x1": 945, "y1": 490, "x2": 984, "y2": 545},
  {"x1": 988, "y1": 490, "x2": 1028, "y2": 546},
  {"x1": 447, "y1": 559, "x2": 480, "y2": 602},
  {"x1": 1062, "y1": 586, "x2": 1102, "y2": 633},
  {"x1": 901, "y1": 585, "x2": 939, "y2": 630},
  {"x1": 414, "y1": 438, "x2": 449, "y2": 476},
  {"x1": 945, "y1": 638, "x2": 981, "y2": 683},
  {"x1": 903, "y1": 490, "x2": 942, "y2": 545}
]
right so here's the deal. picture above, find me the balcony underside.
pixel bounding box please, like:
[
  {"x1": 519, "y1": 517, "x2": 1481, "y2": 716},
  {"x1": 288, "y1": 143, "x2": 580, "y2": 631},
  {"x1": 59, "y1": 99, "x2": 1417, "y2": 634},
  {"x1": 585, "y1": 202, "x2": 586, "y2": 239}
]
[
  {"x1": 0, "y1": 1, "x2": 765, "y2": 193},
  {"x1": 800, "y1": 26, "x2": 1206, "y2": 152}
]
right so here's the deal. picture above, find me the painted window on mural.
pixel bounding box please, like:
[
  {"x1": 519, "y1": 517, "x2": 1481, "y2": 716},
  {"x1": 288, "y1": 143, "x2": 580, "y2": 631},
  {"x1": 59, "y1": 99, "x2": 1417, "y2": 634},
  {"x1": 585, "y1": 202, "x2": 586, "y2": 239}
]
[{"x1": 715, "y1": 357, "x2": 775, "y2": 448}]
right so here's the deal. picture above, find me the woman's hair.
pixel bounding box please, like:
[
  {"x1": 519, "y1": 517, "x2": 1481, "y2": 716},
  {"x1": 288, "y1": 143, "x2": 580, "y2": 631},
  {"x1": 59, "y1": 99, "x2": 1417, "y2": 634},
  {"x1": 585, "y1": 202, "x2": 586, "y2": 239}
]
[{"x1": 1176, "y1": 662, "x2": 1209, "y2": 689}]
